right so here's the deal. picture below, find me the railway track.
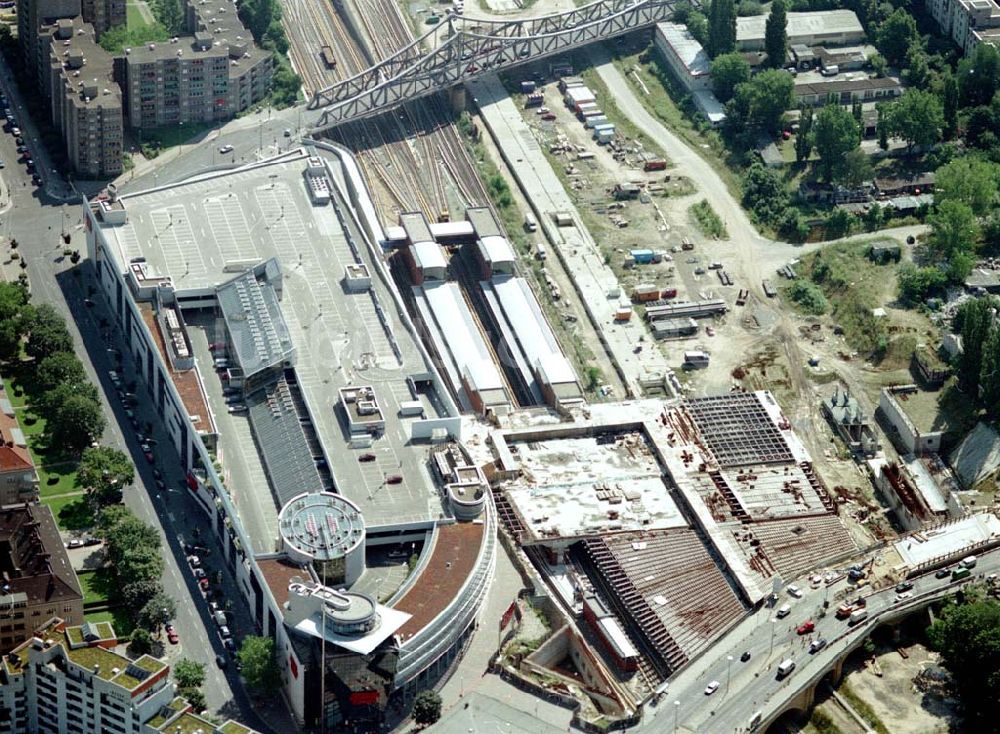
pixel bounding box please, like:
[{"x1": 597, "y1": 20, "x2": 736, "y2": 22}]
[{"x1": 282, "y1": 0, "x2": 491, "y2": 221}]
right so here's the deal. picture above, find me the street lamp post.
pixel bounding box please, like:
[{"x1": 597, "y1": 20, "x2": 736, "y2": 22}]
[
  {"x1": 673, "y1": 700, "x2": 680, "y2": 732},
  {"x1": 726, "y1": 655, "x2": 734, "y2": 695}
]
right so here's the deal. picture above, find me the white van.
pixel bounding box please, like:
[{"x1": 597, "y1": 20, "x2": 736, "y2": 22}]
[
  {"x1": 776, "y1": 603, "x2": 791, "y2": 618},
  {"x1": 961, "y1": 555, "x2": 978, "y2": 569},
  {"x1": 524, "y1": 212, "x2": 538, "y2": 232},
  {"x1": 777, "y1": 659, "x2": 796, "y2": 679},
  {"x1": 748, "y1": 710, "x2": 763, "y2": 730},
  {"x1": 848, "y1": 608, "x2": 869, "y2": 626}
]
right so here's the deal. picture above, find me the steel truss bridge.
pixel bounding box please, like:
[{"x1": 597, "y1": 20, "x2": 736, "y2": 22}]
[{"x1": 306, "y1": 0, "x2": 676, "y2": 131}]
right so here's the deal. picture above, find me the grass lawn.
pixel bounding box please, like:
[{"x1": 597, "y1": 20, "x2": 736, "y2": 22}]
[
  {"x1": 141, "y1": 120, "x2": 217, "y2": 150},
  {"x1": 77, "y1": 569, "x2": 114, "y2": 606},
  {"x1": 126, "y1": 1, "x2": 151, "y2": 29},
  {"x1": 84, "y1": 609, "x2": 136, "y2": 638},
  {"x1": 1, "y1": 375, "x2": 28, "y2": 409},
  {"x1": 42, "y1": 494, "x2": 93, "y2": 532}
]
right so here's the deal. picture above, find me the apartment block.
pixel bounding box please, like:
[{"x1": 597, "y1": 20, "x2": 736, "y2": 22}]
[
  {"x1": 0, "y1": 389, "x2": 38, "y2": 506},
  {"x1": 44, "y1": 17, "x2": 123, "y2": 178},
  {"x1": 17, "y1": 0, "x2": 81, "y2": 85},
  {"x1": 926, "y1": 0, "x2": 1000, "y2": 54},
  {"x1": 0, "y1": 618, "x2": 260, "y2": 734},
  {"x1": 116, "y1": 35, "x2": 231, "y2": 129},
  {"x1": 80, "y1": 0, "x2": 126, "y2": 35},
  {"x1": 186, "y1": 0, "x2": 274, "y2": 115},
  {"x1": 0, "y1": 505, "x2": 83, "y2": 655}
]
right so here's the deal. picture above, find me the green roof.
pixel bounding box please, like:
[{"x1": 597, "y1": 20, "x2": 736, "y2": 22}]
[
  {"x1": 158, "y1": 712, "x2": 219, "y2": 734},
  {"x1": 218, "y1": 721, "x2": 255, "y2": 734}
]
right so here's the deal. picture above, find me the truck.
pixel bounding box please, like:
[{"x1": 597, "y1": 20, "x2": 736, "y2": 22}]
[
  {"x1": 535, "y1": 243, "x2": 547, "y2": 261},
  {"x1": 776, "y1": 659, "x2": 796, "y2": 679},
  {"x1": 848, "y1": 608, "x2": 869, "y2": 626},
  {"x1": 661, "y1": 287, "x2": 678, "y2": 299},
  {"x1": 681, "y1": 239, "x2": 695, "y2": 251},
  {"x1": 520, "y1": 80, "x2": 536, "y2": 94},
  {"x1": 748, "y1": 711, "x2": 763, "y2": 731},
  {"x1": 524, "y1": 212, "x2": 538, "y2": 232},
  {"x1": 684, "y1": 351, "x2": 710, "y2": 368},
  {"x1": 644, "y1": 159, "x2": 668, "y2": 172},
  {"x1": 595, "y1": 130, "x2": 614, "y2": 145}
]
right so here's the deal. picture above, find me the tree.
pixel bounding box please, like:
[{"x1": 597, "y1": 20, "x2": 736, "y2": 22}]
[
  {"x1": 23, "y1": 304, "x2": 73, "y2": 361},
  {"x1": 796, "y1": 106, "x2": 813, "y2": 162},
  {"x1": 237, "y1": 636, "x2": 280, "y2": 693},
  {"x1": 48, "y1": 394, "x2": 105, "y2": 454},
  {"x1": 875, "y1": 9, "x2": 919, "y2": 66},
  {"x1": 0, "y1": 281, "x2": 29, "y2": 362},
  {"x1": 958, "y1": 42, "x2": 1000, "y2": 108},
  {"x1": 412, "y1": 690, "x2": 442, "y2": 727},
  {"x1": 928, "y1": 200, "x2": 981, "y2": 262},
  {"x1": 904, "y1": 43, "x2": 930, "y2": 88},
  {"x1": 726, "y1": 69, "x2": 795, "y2": 134},
  {"x1": 685, "y1": 11, "x2": 709, "y2": 47},
  {"x1": 128, "y1": 628, "x2": 154, "y2": 656},
  {"x1": 839, "y1": 148, "x2": 873, "y2": 189},
  {"x1": 36, "y1": 352, "x2": 86, "y2": 392},
  {"x1": 707, "y1": 0, "x2": 737, "y2": 58},
  {"x1": 935, "y1": 157, "x2": 999, "y2": 217},
  {"x1": 824, "y1": 208, "x2": 856, "y2": 239},
  {"x1": 139, "y1": 593, "x2": 176, "y2": 631},
  {"x1": 980, "y1": 326, "x2": 1000, "y2": 417},
  {"x1": 942, "y1": 71, "x2": 959, "y2": 140},
  {"x1": 927, "y1": 600, "x2": 1000, "y2": 729},
  {"x1": 742, "y1": 162, "x2": 789, "y2": 225},
  {"x1": 710, "y1": 52, "x2": 750, "y2": 103},
  {"x1": 96, "y1": 504, "x2": 133, "y2": 536},
  {"x1": 812, "y1": 104, "x2": 860, "y2": 182},
  {"x1": 880, "y1": 90, "x2": 944, "y2": 151},
  {"x1": 151, "y1": 0, "x2": 185, "y2": 34},
  {"x1": 897, "y1": 264, "x2": 947, "y2": 303},
  {"x1": 122, "y1": 578, "x2": 163, "y2": 611},
  {"x1": 764, "y1": 0, "x2": 787, "y2": 69},
  {"x1": 77, "y1": 446, "x2": 134, "y2": 507},
  {"x1": 183, "y1": 688, "x2": 206, "y2": 712},
  {"x1": 955, "y1": 297, "x2": 994, "y2": 392},
  {"x1": 173, "y1": 658, "x2": 206, "y2": 690}
]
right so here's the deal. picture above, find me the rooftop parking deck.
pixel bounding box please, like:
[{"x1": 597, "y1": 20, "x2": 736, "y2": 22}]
[{"x1": 95, "y1": 150, "x2": 452, "y2": 530}]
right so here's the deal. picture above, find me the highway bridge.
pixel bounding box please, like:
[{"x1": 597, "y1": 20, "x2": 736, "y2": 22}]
[
  {"x1": 638, "y1": 544, "x2": 1000, "y2": 733},
  {"x1": 305, "y1": 0, "x2": 677, "y2": 130}
]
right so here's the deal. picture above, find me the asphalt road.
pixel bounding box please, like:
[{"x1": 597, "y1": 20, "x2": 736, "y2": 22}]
[
  {"x1": 0, "y1": 62, "x2": 285, "y2": 733},
  {"x1": 649, "y1": 550, "x2": 1000, "y2": 733}
]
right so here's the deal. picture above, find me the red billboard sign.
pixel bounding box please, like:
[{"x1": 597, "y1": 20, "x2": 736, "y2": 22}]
[{"x1": 349, "y1": 690, "x2": 380, "y2": 706}]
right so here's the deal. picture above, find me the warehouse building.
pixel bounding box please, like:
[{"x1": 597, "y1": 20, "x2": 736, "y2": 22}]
[{"x1": 737, "y1": 10, "x2": 865, "y2": 50}]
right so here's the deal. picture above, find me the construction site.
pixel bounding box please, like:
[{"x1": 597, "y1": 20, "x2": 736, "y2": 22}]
[{"x1": 473, "y1": 390, "x2": 860, "y2": 702}]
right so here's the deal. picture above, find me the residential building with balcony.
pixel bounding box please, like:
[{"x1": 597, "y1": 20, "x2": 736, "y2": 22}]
[
  {"x1": 0, "y1": 506, "x2": 83, "y2": 655},
  {"x1": 44, "y1": 17, "x2": 124, "y2": 178},
  {"x1": 80, "y1": 0, "x2": 125, "y2": 34},
  {"x1": 926, "y1": 0, "x2": 1000, "y2": 54},
  {"x1": 18, "y1": 0, "x2": 81, "y2": 86}
]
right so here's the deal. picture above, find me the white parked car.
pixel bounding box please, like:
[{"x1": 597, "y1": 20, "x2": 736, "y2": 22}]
[
  {"x1": 787, "y1": 584, "x2": 803, "y2": 598},
  {"x1": 218, "y1": 144, "x2": 234, "y2": 154},
  {"x1": 704, "y1": 680, "x2": 720, "y2": 696}
]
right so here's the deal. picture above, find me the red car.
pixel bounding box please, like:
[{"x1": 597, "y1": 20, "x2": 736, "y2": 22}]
[
  {"x1": 386, "y1": 475, "x2": 403, "y2": 485},
  {"x1": 796, "y1": 620, "x2": 815, "y2": 635},
  {"x1": 199, "y1": 578, "x2": 210, "y2": 591},
  {"x1": 358, "y1": 453, "x2": 376, "y2": 462},
  {"x1": 144, "y1": 451, "x2": 154, "y2": 464},
  {"x1": 165, "y1": 624, "x2": 179, "y2": 644}
]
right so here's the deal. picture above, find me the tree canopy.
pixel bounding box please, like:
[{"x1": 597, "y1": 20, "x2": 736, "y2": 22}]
[
  {"x1": 880, "y1": 90, "x2": 944, "y2": 150},
  {"x1": 709, "y1": 53, "x2": 750, "y2": 103},
  {"x1": 237, "y1": 636, "x2": 281, "y2": 693},
  {"x1": 958, "y1": 43, "x2": 1000, "y2": 108},
  {"x1": 412, "y1": 690, "x2": 442, "y2": 727},
  {"x1": 875, "y1": 9, "x2": 919, "y2": 66},
  {"x1": 764, "y1": 0, "x2": 787, "y2": 69},
  {"x1": 0, "y1": 282, "x2": 29, "y2": 362},
  {"x1": 173, "y1": 658, "x2": 206, "y2": 690},
  {"x1": 955, "y1": 297, "x2": 994, "y2": 392},
  {"x1": 77, "y1": 446, "x2": 135, "y2": 508},
  {"x1": 24, "y1": 304, "x2": 74, "y2": 362},
  {"x1": 934, "y1": 156, "x2": 999, "y2": 217},
  {"x1": 707, "y1": 0, "x2": 737, "y2": 57},
  {"x1": 927, "y1": 599, "x2": 1000, "y2": 730},
  {"x1": 36, "y1": 352, "x2": 86, "y2": 393},
  {"x1": 48, "y1": 394, "x2": 105, "y2": 454},
  {"x1": 812, "y1": 104, "x2": 860, "y2": 182}
]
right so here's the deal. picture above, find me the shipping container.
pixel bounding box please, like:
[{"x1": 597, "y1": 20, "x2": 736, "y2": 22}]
[
  {"x1": 644, "y1": 159, "x2": 668, "y2": 172},
  {"x1": 584, "y1": 115, "x2": 609, "y2": 129},
  {"x1": 558, "y1": 75, "x2": 584, "y2": 92},
  {"x1": 595, "y1": 131, "x2": 614, "y2": 145},
  {"x1": 684, "y1": 350, "x2": 710, "y2": 367},
  {"x1": 630, "y1": 248, "x2": 655, "y2": 264},
  {"x1": 580, "y1": 108, "x2": 605, "y2": 120},
  {"x1": 661, "y1": 288, "x2": 678, "y2": 299},
  {"x1": 524, "y1": 92, "x2": 544, "y2": 108},
  {"x1": 614, "y1": 307, "x2": 633, "y2": 322},
  {"x1": 632, "y1": 284, "x2": 660, "y2": 302},
  {"x1": 520, "y1": 80, "x2": 537, "y2": 94}
]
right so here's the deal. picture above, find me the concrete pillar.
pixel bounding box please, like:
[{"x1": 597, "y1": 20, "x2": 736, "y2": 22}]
[
  {"x1": 830, "y1": 657, "x2": 845, "y2": 685},
  {"x1": 450, "y1": 86, "x2": 466, "y2": 113}
]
